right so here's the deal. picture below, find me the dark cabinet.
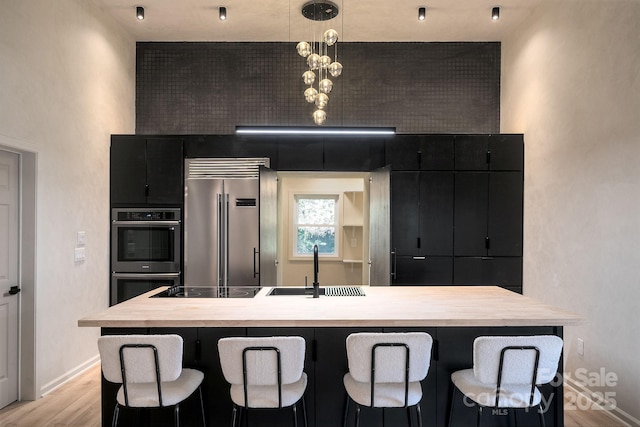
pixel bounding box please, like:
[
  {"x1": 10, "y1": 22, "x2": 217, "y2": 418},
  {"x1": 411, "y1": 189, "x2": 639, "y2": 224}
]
[
  {"x1": 391, "y1": 171, "x2": 454, "y2": 285},
  {"x1": 386, "y1": 135, "x2": 454, "y2": 171},
  {"x1": 388, "y1": 134, "x2": 523, "y2": 290},
  {"x1": 454, "y1": 172, "x2": 523, "y2": 257},
  {"x1": 184, "y1": 135, "x2": 278, "y2": 162},
  {"x1": 110, "y1": 136, "x2": 183, "y2": 205},
  {"x1": 275, "y1": 137, "x2": 386, "y2": 171},
  {"x1": 453, "y1": 257, "x2": 522, "y2": 292},
  {"x1": 454, "y1": 134, "x2": 524, "y2": 171}
]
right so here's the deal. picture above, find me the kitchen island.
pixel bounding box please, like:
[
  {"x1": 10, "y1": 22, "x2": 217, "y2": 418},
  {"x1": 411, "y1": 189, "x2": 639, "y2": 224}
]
[{"x1": 79, "y1": 286, "x2": 580, "y2": 427}]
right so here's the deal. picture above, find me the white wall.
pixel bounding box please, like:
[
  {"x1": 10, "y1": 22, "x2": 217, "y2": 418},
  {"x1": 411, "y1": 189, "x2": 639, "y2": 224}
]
[
  {"x1": 0, "y1": 0, "x2": 135, "y2": 396},
  {"x1": 501, "y1": 1, "x2": 640, "y2": 423}
]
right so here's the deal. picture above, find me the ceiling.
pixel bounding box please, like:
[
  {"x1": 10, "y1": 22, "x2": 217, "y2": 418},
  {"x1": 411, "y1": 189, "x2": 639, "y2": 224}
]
[{"x1": 92, "y1": 0, "x2": 543, "y2": 42}]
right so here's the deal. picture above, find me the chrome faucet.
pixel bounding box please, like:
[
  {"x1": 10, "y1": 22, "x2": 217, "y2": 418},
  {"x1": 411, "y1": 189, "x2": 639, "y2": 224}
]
[{"x1": 313, "y1": 244, "x2": 319, "y2": 298}]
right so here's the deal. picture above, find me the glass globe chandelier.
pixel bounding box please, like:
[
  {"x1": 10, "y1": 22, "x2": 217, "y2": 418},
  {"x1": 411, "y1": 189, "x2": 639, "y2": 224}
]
[{"x1": 296, "y1": 1, "x2": 342, "y2": 125}]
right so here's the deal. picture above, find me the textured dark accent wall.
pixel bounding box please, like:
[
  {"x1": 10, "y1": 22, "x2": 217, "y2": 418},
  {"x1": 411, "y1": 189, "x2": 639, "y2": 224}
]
[{"x1": 136, "y1": 42, "x2": 500, "y2": 134}]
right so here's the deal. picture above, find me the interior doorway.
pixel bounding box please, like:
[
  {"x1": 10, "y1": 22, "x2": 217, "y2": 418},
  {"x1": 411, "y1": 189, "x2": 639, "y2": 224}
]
[{"x1": 0, "y1": 143, "x2": 37, "y2": 403}]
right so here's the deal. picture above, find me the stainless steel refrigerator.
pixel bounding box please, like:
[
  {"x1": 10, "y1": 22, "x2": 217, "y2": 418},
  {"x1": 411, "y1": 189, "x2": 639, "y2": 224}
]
[{"x1": 184, "y1": 158, "x2": 276, "y2": 291}]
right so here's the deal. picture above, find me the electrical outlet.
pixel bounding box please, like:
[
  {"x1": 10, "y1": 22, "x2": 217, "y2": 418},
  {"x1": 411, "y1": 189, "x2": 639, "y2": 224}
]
[{"x1": 577, "y1": 337, "x2": 584, "y2": 357}]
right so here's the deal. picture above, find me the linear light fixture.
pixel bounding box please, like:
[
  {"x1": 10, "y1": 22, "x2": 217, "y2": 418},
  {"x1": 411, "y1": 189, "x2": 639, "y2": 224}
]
[{"x1": 236, "y1": 126, "x2": 396, "y2": 136}]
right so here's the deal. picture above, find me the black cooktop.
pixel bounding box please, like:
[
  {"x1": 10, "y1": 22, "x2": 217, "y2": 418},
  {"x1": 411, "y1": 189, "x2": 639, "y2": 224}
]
[{"x1": 151, "y1": 285, "x2": 261, "y2": 299}]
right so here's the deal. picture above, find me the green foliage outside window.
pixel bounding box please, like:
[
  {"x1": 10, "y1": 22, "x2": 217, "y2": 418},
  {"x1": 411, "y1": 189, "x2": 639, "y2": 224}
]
[{"x1": 295, "y1": 197, "x2": 337, "y2": 255}]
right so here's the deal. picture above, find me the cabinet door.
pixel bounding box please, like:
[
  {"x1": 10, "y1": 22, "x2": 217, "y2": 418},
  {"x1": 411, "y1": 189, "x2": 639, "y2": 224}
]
[
  {"x1": 391, "y1": 172, "x2": 420, "y2": 256},
  {"x1": 454, "y1": 173, "x2": 488, "y2": 256},
  {"x1": 453, "y1": 257, "x2": 522, "y2": 292},
  {"x1": 386, "y1": 135, "x2": 454, "y2": 171},
  {"x1": 110, "y1": 136, "x2": 146, "y2": 204},
  {"x1": 324, "y1": 138, "x2": 384, "y2": 171},
  {"x1": 455, "y1": 134, "x2": 524, "y2": 171},
  {"x1": 145, "y1": 138, "x2": 183, "y2": 204},
  {"x1": 184, "y1": 135, "x2": 278, "y2": 162},
  {"x1": 488, "y1": 172, "x2": 523, "y2": 256},
  {"x1": 393, "y1": 256, "x2": 453, "y2": 285},
  {"x1": 454, "y1": 135, "x2": 489, "y2": 170},
  {"x1": 275, "y1": 138, "x2": 324, "y2": 170},
  {"x1": 386, "y1": 135, "x2": 421, "y2": 170},
  {"x1": 489, "y1": 134, "x2": 524, "y2": 171},
  {"x1": 420, "y1": 172, "x2": 454, "y2": 255}
]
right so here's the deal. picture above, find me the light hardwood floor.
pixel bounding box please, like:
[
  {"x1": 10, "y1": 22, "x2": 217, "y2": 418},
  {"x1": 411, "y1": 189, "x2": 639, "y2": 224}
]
[{"x1": 0, "y1": 363, "x2": 629, "y2": 427}]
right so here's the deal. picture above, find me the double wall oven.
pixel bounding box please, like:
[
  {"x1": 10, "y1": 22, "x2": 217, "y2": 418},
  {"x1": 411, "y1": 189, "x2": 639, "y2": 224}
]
[{"x1": 110, "y1": 208, "x2": 181, "y2": 305}]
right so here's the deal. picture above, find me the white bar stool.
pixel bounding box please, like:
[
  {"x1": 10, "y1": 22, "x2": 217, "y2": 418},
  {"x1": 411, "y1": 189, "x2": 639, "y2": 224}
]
[
  {"x1": 98, "y1": 334, "x2": 206, "y2": 427},
  {"x1": 218, "y1": 336, "x2": 308, "y2": 427},
  {"x1": 448, "y1": 335, "x2": 563, "y2": 427},
  {"x1": 342, "y1": 332, "x2": 433, "y2": 427}
]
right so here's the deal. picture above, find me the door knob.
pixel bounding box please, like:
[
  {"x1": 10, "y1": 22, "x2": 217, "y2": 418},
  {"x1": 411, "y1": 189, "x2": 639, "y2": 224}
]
[{"x1": 9, "y1": 286, "x2": 21, "y2": 295}]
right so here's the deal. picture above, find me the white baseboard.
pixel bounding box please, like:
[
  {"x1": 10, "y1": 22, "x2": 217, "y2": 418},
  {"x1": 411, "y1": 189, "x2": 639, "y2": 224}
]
[
  {"x1": 39, "y1": 355, "x2": 100, "y2": 397},
  {"x1": 565, "y1": 377, "x2": 640, "y2": 427}
]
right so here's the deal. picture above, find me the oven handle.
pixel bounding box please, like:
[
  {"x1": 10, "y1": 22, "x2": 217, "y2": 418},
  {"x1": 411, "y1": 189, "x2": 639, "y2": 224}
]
[
  {"x1": 112, "y1": 272, "x2": 181, "y2": 279},
  {"x1": 112, "y1": 220, "x2": 181, "y2": 226}
]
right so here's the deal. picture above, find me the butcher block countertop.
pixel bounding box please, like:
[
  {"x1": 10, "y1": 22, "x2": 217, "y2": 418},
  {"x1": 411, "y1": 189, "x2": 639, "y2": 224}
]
[{"x1": 78, "y1": 286, "x2": 580, "y2": 328}]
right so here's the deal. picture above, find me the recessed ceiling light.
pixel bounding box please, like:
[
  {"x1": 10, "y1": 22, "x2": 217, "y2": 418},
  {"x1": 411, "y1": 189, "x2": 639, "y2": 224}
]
[{"x1": 492, "y1": 6, "x2": 500, "y2": 21}]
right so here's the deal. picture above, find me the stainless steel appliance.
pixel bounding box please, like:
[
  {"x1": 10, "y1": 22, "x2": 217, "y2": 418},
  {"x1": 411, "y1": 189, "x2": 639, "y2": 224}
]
[
  {"x1": 111, "y1": 272, "x2": 181, "y2": 304},
  {"x1": 111, "y1": 208, "x2": 181, "y2": 273},
  {"x1": 184, "y1": 158, "x2": 273, "y2": 292}
]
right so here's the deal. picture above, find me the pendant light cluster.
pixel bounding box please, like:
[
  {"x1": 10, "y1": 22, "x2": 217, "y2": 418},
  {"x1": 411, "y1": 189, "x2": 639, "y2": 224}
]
[{"x1": 296, "y1": 1, "x2": 343, "y2": 126}]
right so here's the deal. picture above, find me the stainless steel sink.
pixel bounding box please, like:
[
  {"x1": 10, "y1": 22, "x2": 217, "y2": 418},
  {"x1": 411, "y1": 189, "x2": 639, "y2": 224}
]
[{"x1": 267, "y1": 287, "x2": 365, "y2": 296}]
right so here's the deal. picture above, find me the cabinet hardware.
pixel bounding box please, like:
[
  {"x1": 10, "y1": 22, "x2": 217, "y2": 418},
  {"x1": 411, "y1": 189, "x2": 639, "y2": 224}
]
[
  {"x1": 9, "y1": 286, "x2": 21, "y2": 295},
  {"x1": 433, "y1": 339, "x2": 439, "y2": 361},
  {"x1": 417, "y1": 237, "x2": 421, "y2": 249},
  {"x1": 412, "y1": 256, "x2": 426, "y2": 260},
  {"x1": 311, "y1": 339, "x2": 318, "y2": 362},
  {"x1": 485, "y1": 236, "x2": 491, "y2": 249},
  {"x1": 144, "y1": 184, "x2": 150, "y2": 197},
  {"x1": 391, "y1": 249, "x2": 397, "y2": 280},
  {"x1": 253, "y1": 248, "x2": 260, "y2": 278},
  {"x1": 486, "y1": 150, "x2": 491, "y2": 165}
]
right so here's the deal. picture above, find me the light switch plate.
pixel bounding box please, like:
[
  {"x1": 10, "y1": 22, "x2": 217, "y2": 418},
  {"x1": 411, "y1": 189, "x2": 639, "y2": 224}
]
[
  {"x1": 77, "y1": 231, "x2": 86, "y2": 246},
  {"x1": 74, "y1": 247, "x2": 86, "y2": 262}
]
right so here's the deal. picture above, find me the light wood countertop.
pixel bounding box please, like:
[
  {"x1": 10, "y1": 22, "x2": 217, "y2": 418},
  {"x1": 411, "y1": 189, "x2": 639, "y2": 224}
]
[{"x1": 78, "y1": 286, "x2": 580, "y2": 328}]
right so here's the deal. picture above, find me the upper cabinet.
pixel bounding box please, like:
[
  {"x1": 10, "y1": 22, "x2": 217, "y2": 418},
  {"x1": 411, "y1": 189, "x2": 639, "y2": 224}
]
[
  {"x1": 454, "y1": 134, "x2": 524, "y2": 171},
  {"x1": 111, "y1": 136, "x2": 184, "y2": 206},
  {"x1": 385, "y1": 135, "x2": 454, "y2": 171}
]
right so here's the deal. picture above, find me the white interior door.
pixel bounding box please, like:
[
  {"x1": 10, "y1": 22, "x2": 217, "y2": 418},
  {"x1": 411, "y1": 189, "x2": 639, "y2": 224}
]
[{"x1": 0, "y1": 150, "x2": 19, "y2": 409}]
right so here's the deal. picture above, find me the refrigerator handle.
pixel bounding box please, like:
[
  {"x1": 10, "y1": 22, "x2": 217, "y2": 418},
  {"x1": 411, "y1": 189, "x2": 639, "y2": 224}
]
[
  {"x1": 217, "y1": 193, "x2": 224, "y2": 288},
  {"x1": 253, "y1": 247, "x2": 260, "y2": 278},
  {"x1": 224, "y1": 193, "x2": 230, "y2": 289}
]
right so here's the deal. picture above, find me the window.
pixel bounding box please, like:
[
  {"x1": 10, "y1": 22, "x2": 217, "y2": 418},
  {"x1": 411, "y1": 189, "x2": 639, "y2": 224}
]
[{"x1": 293, "y1": 195, "x2": 339, "y2": 257}]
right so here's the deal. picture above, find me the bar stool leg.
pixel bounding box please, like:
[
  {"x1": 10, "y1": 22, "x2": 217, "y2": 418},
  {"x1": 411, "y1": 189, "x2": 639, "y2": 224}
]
[
  {"x1": 174, "y1": 404, "x2": 180, "y2": 427},
  {"x1": 292, "y1": 403, "x2": 298, "y2": 427},
  {"x1": 477, "y1": 405, "x2": 483, "y2": 427},
  {"x1": 302, "y1": 397, "x2": 308, "y2": 427},
  {"x1": 407, "y1": 406, "x2": 414, "y2": 427},
  {"x1": 343, "y1": 395, "x2": 350, "y2": 427},
  {"x1": 416, "y1": 403, "x2": 423, "y2": 427},
  {"x1": 111, "y1": 403, "x2": 120, "y2": 427},
  {"x1": 355, "y1": 404, "x2": 361, "y2": 427},
  {"x1": 538, "y1": 405, "x2": 546, "y2": 427}
]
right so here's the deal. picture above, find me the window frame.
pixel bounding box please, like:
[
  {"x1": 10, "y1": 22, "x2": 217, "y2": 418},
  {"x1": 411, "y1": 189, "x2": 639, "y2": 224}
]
[{"x1": 291, "y1": 193, "x2": 341, "y2": 260}]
